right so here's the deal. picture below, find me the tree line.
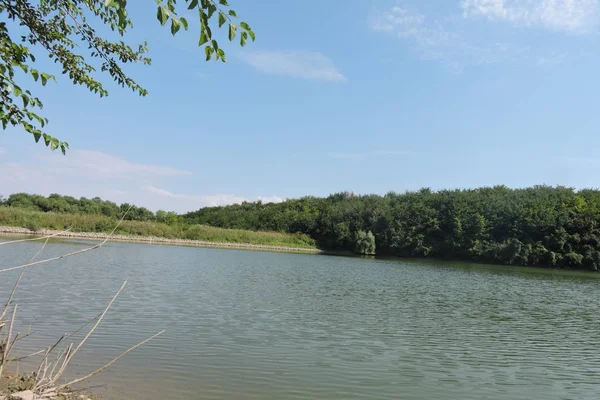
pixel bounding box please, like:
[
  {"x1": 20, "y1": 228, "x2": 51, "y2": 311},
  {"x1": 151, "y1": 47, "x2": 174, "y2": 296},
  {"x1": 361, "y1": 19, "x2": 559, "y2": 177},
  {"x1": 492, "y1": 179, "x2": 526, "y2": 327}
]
[
  {"x1": 0, "y1": 193, "x2": 180, "y2": 225},
  {"x1": 183, "y1": 186, "x2": 600, "y2": 270},
  {"x1": 3, "y1": 186, "x2": 600, "y2": 270}
]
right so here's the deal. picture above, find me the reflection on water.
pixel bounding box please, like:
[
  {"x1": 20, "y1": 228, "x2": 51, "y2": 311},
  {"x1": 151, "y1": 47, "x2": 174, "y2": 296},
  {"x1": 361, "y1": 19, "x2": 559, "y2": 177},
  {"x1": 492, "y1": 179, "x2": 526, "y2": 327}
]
[{"x1": 1, "y1": 237, "x2": 599, "y2": 400}]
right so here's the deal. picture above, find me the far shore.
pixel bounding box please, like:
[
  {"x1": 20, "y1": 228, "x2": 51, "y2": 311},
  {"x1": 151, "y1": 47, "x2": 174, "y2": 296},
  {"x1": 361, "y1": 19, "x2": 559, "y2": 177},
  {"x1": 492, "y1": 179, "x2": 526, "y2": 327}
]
[{"x1": 0, "y1": 226, "x2": 323, "y2": 254}]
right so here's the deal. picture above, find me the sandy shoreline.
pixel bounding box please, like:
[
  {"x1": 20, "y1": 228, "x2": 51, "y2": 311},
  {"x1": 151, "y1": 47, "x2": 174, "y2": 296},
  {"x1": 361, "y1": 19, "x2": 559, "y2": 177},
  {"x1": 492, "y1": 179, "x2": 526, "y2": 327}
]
[{"x1": 0, "y1": 226, "x2": 322, "y2": 253}]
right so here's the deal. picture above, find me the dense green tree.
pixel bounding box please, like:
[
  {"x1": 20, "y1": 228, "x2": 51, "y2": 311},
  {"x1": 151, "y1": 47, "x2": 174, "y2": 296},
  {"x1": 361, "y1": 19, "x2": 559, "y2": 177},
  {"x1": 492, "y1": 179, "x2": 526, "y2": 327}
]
[
  {"x1": 0, "y1": 0, "x2": 255, "y2": 151},
  {"x1": 5, "y1": 186, "x2": 600, "y2": 270},
  {"x1": 183, "y1": 185, "x2": 600, "y2": 270}
]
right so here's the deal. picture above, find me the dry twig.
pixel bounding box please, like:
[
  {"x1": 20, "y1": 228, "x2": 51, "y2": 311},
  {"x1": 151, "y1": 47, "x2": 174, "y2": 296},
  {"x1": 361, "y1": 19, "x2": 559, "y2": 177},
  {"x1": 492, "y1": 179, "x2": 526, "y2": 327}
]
[
  {"x1": 47, "y1": 281, "x2": 127, "y2": 386},
  {"x1": 0, "y1": 304, "x2": 17, "y2": 377},
  {"x1": 0, "y1": 228, "x2": 72, "y2": 246},
  {"x1": 0, "y1": 207, "x2": 131, "y2": 274},
  {"x1": 58, "y1": 330, "x2": 165, "y2": 389}
]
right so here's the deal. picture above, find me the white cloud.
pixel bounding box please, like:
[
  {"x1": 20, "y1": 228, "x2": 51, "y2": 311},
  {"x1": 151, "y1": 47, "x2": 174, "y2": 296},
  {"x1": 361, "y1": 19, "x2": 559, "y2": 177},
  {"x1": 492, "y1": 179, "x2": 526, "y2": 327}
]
[
  {"x1": 38, "y1": 149, "x2": 191, "y2": 180},
  {"x1": 369, "y1": 3, "x2": 585, "y2": 69},
  {"x1": 370, "y1": 6, "x2": 427, "y2": 33},
  {"x1": 370, "y1": 7, "x2": 456, "y2": 53},
  {"x1": 369, "y1": 6, "x2": 528, "y2": 70},
  {"x1": 0, "y1": 148, "x2": 281, "y2": 213},
  {"x1": 257, "y1": 196, "x2": 285, "y2": 204},
  {"x1": 144, "y1": 185, "x2": 283, "y2": 208},
  {"x1": 239, "y1": 51, "x2": 347, "y2": 82},
  {"x1": 461, "y1": 0, "x2": 600, "y2": 33},
  {"x1": 330, "y1": 149, "x2": 411, "y2": 160}
]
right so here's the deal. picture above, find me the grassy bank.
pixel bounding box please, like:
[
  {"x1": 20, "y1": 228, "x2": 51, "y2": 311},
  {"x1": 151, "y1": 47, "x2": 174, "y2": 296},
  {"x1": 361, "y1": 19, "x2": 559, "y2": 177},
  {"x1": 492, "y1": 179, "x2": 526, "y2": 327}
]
[{"x1": 0, "y1": 207, "x2": 318, "y2": 250}]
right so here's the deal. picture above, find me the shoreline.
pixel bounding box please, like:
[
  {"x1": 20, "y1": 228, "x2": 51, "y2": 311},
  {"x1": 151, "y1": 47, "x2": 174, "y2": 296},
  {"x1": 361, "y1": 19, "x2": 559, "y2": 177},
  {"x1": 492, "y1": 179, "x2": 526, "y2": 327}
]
[{"x1": 0, "y1": 226, "x2": 322, "y2": 254}]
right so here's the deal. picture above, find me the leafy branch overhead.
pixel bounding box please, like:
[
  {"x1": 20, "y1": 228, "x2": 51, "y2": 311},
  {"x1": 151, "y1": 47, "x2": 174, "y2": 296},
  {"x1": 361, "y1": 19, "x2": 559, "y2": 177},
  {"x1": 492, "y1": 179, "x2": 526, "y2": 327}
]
[
  {"x1": 151, "y1": 0, "x2": 255, "y2": 61},
  {"x1": 0, "y1": 0, "x2": 255, "y2": 153}
]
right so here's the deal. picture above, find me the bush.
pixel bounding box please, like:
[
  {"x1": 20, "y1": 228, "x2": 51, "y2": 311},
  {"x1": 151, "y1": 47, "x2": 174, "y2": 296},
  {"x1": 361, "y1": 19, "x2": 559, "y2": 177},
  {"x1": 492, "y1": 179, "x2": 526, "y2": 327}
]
[{"x1": 355, "y1": 230, "x2": 376, "y2": 255}]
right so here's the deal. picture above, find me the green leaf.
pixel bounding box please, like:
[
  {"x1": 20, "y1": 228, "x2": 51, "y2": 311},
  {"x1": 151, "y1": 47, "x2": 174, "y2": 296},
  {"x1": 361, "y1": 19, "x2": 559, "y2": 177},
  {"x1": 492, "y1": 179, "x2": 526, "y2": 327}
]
[
  {"x1": 240, "y1": 22, "x2": 251, "y2": 31},
  {"x1": 217, "y1": 48, "x2": 226, "y2": 62},
  {"x1": 31, "y1": 69, "x2": 39, "y2": 81},
  {"x1": 207, "y1": 4, "x2": 217, "y2": 18},
  {"x1": 13, "y1": 86, "x2": 22, "y2": 97},
  {"x1": 204, "y1": 46, "x2": 214, "y2": 61},
  {"x1": 50, "y1": 138, "x2": 59, "y2": 151},
  {"x1": 212, "y1": 39, "x2": 219, "y2": 51},
  {"x1": 219, "y1": 0, "x2": 229, "y2": 5},
  {"x1": 218, "y1": 12, "x2": 226, "y2": 27},
  {"x1": 228, "y1": 23, "x2": 236, "y2": 41},
  {"x1": 187, "y1": 0, "x2": 198, "y2": 9},
  {"x1": 180, "y1": 17, "x2": 189, "y2": 30},
  {"x1": 43, "y1": 134, "x2": 51, "y2": 146},
  {"x1": 240, "y1": 31, "x2": 247, "y2": 47},
  {"x1": 228, "y1": 10, "x2": 237, "y2": 17},
  {"x1": 33, "y1": 132, "x2": 42, "y2": 143},
  {"x1": 171, "y1": 18, "x2": 181, "y2": 35},
  {"x1": 199, "y1": 8, "x2": 208, "y2": 25},
  {"x1": 199, "y1": 31, "x2": 209, "y2": 45},
  {"x1": 40, "y1": 73, "x2": 52, "y2": 86},
  {"x1": 248, "y1": 30, "x2": 256, "y2": 41},
  {"x1": 157, "y1": 5, "x2": 169, "y2": 26}
]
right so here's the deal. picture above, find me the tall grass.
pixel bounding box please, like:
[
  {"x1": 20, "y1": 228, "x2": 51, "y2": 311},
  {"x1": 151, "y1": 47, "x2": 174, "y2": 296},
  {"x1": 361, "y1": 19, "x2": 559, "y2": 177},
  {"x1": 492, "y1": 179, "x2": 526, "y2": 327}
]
[{"x1": 0, "y1": 207, "x2": 318, "y2": 249}]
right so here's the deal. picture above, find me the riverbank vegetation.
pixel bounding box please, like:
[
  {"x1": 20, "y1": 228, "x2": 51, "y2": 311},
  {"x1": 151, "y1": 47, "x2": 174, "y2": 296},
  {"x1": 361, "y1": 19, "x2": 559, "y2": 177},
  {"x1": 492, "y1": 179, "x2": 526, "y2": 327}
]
[
  {"x1": 0, "y1": 206, "x2": 317, "y2": 250},
  {"x1": 3, "y1": 185, "x2": 600, "y2": 270}
]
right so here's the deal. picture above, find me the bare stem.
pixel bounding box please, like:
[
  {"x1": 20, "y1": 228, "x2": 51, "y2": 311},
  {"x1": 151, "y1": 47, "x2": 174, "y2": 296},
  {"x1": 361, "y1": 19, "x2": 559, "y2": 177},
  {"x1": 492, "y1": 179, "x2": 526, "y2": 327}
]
[
  {"x1": 51, "y1": 281, "x2": 127, "y2": 383},
  {"x1": 0, "y1": 235, "x2": 53, "y2": 321},
  {"x1": 0, "y1": 205, "x2": 131, "y2": 274},
  {"x1": 0, "y1": 304, "x2": 17, "y2": 377},
  {"x1": 0, "y1": 228, "x2": 72, "y2": 246},
  {"x1": 58, "y1": 330, "x2": 165, "y2": 389}
]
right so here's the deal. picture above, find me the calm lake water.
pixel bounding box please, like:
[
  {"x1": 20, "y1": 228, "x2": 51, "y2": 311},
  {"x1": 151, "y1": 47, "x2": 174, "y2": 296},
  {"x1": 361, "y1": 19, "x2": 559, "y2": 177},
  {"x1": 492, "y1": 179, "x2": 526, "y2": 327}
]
[{"x1": 1, "y1": 237, "x2": 600, "y2": 399}]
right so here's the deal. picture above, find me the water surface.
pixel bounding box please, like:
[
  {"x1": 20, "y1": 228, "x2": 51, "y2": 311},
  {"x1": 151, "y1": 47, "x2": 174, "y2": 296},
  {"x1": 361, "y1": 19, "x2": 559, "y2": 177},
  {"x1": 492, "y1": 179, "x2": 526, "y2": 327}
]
[{"x1": 1, "y1": 237, "x2": 599, "y2": 399}]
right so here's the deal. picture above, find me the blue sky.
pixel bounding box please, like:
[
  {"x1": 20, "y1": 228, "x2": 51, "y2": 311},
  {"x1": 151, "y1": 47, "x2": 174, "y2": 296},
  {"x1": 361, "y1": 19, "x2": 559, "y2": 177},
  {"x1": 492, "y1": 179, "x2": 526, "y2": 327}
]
[{"x1": 2, "y1": 0, "x2": 600, "y2": 212}]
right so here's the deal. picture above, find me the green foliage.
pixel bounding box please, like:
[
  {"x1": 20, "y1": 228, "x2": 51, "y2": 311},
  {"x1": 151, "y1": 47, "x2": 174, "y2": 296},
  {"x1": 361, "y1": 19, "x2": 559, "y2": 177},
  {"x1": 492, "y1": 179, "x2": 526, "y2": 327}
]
[
  {"x1": 355, "y1": 230, "x2": 376, "y2": 255},
  {"x1": 0, "y1": 0, "x2": 254, "y2": 151},
  {"x1": 0, "y1": 207, "x2": 317, "y2": 249},
  {"x1": 7, "y1": 186, "x2": 600, "y2": 270},
  {"x1": 182, "y1": 185, "x2": 600, "y2": 270}
]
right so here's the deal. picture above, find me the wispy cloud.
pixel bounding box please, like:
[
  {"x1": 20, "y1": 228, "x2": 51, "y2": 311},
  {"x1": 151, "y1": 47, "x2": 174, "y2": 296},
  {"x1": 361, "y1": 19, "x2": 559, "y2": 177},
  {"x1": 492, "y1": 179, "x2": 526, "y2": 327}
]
[
  {"x1": 38, "y1": 149, "x2": 191, "y2": 180},
  {"x1": 0, "y1": 148, "x2": 280, "y2": 212},
  {"x1": 369, "y1": 6, "x2": 528, "y2": 70},
  {"x1": 461, "y1": 0, "x2": 600, "y2": 33},
  {"x1": 330, "y1": 149, "x2": 411, "y2": 161},
  {"x1": 369, "y1": 2, "x2": 590, "y2": 70},
  {"x1": 239, "y1": 50, "x2": 347, "y2": 82},
  {"x1": 144, "y1": 185, "x2": 283, "y2": 207}
]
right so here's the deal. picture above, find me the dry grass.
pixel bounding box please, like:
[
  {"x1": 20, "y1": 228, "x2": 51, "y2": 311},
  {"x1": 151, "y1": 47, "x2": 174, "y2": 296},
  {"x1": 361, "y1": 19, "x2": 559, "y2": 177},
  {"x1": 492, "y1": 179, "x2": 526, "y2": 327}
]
[{"x1": 0, "y1": 209, "x2": 164, "y2": 399}]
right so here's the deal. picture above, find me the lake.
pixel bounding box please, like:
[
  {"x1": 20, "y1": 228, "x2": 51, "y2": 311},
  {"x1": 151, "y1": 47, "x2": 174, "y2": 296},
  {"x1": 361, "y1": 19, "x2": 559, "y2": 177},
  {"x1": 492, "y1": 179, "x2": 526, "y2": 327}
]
[{"x1": 1, "y1": 237, "x2": 600, "y2": 399}]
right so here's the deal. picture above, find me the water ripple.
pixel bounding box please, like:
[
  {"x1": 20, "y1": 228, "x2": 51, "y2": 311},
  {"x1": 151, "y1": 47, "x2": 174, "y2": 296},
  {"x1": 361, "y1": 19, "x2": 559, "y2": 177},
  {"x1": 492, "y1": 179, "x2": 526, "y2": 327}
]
[{"x1": 1, "y1": 239, "x2": 600, "y2": 400}]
